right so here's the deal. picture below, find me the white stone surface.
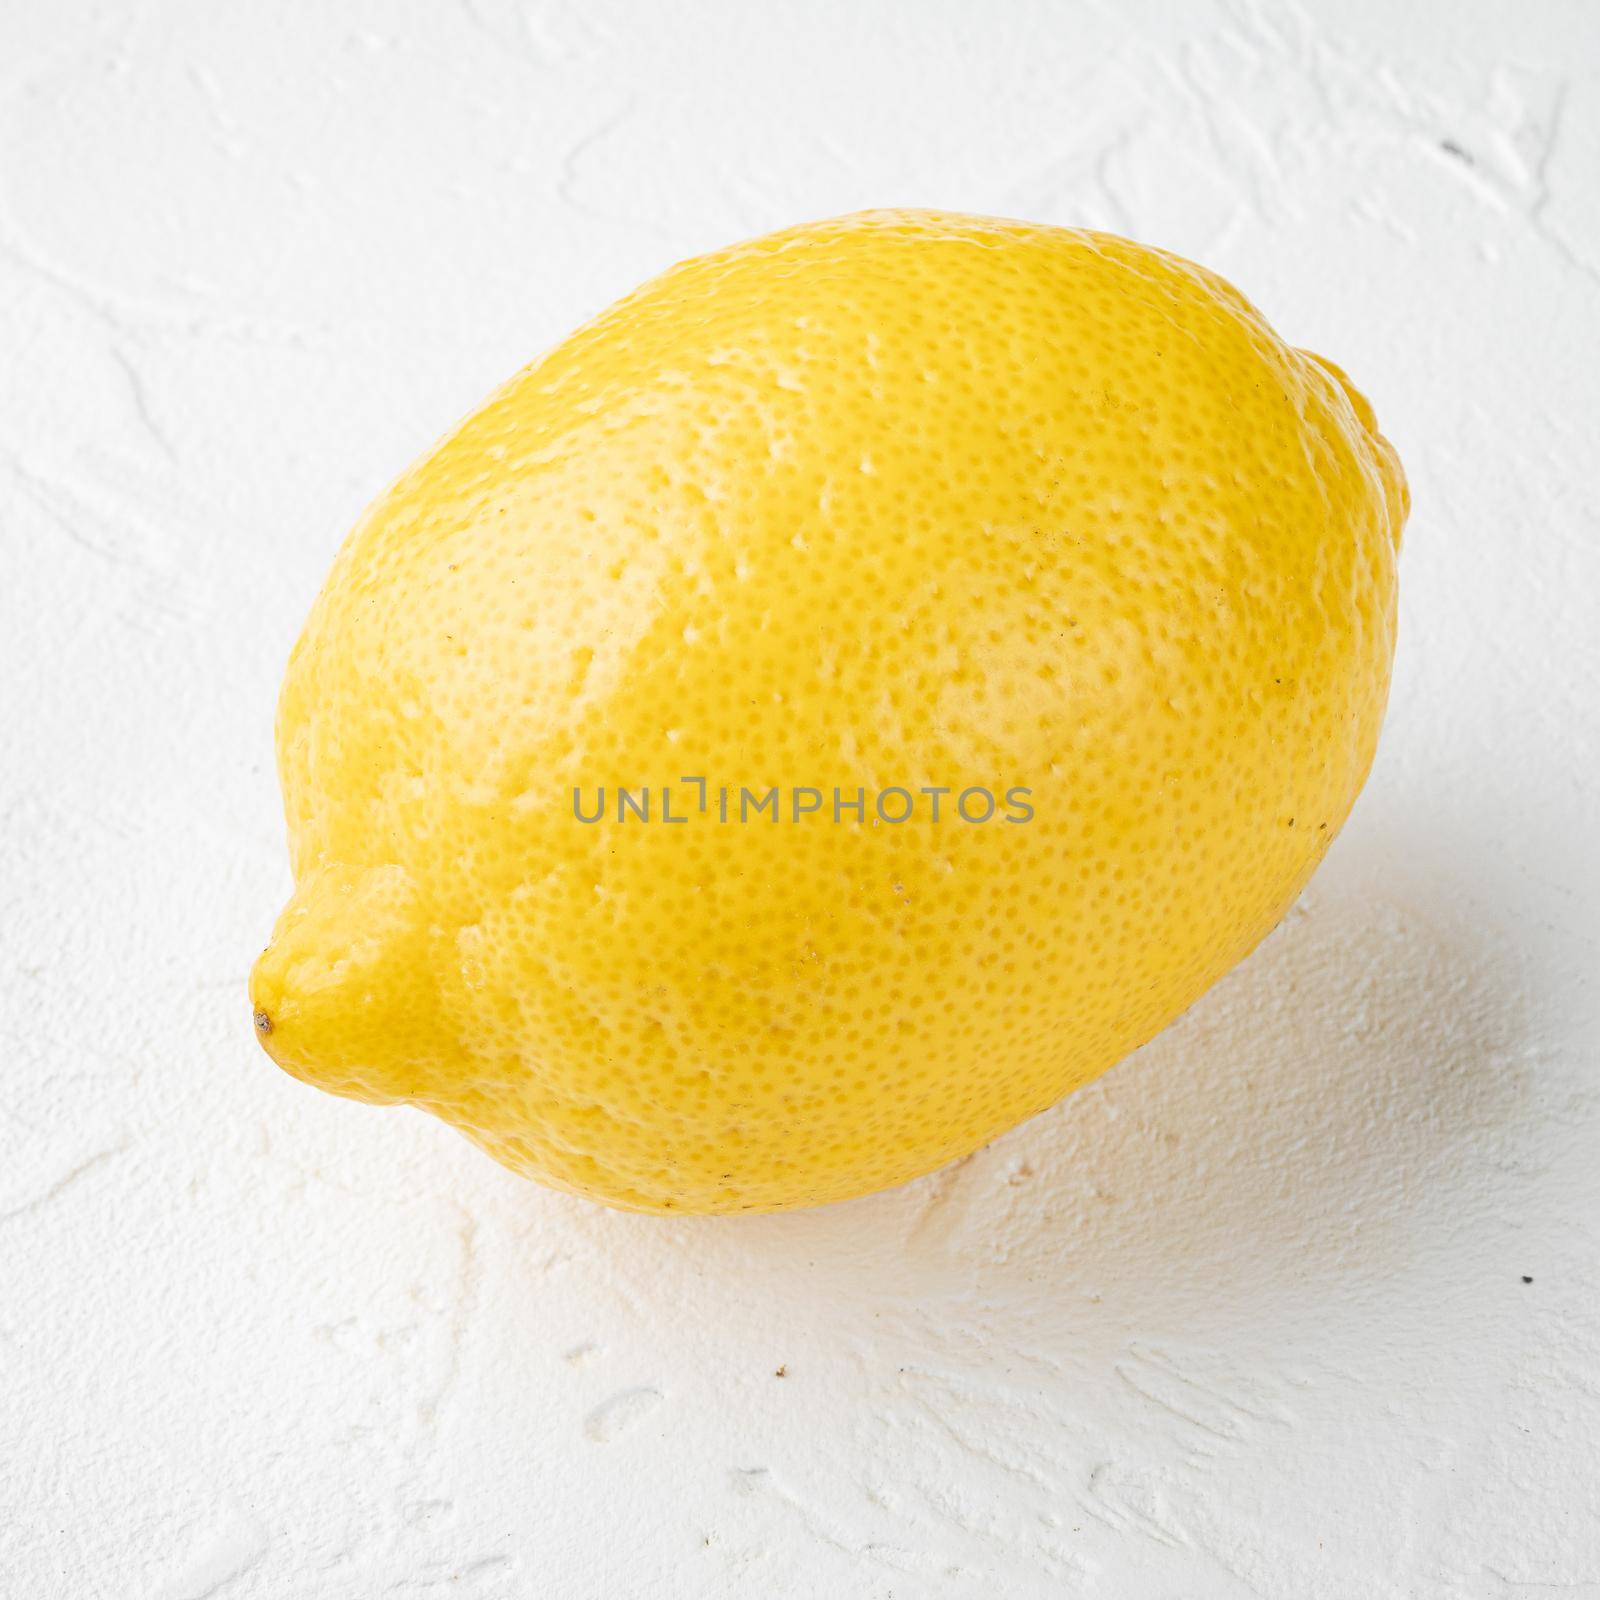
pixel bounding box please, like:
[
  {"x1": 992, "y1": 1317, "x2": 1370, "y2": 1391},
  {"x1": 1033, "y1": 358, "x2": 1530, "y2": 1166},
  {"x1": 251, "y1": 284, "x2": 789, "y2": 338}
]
[{"x1": 4, "y1": 1, "x2": 1598, "y2": 1594}]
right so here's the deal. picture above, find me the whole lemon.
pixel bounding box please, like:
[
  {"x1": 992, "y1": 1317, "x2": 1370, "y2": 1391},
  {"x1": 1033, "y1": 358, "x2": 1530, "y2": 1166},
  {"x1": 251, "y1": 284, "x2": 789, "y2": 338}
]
[{"x1": 250, "y1": 210, "x2": 1405, "y2": 1214}]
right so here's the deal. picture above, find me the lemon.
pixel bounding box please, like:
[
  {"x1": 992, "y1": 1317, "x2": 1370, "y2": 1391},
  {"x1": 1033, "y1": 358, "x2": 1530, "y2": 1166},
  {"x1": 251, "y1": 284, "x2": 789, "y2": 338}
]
[{"x1": 250, "y1": 210, "x2": 1406, "y2": 1214}]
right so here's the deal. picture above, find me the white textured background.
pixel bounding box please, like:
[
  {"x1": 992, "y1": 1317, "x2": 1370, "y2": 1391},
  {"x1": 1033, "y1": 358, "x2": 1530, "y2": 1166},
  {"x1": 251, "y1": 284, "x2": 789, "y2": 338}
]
[{"x1": 4, "y1": 2, "x2": 1598, "y2": 1595}]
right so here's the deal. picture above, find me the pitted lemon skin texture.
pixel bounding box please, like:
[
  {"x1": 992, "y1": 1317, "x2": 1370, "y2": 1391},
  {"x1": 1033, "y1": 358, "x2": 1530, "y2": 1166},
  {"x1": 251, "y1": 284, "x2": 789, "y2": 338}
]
[{"x1": 250, "y1": 210, "x2": 1406, "y2": 1214}]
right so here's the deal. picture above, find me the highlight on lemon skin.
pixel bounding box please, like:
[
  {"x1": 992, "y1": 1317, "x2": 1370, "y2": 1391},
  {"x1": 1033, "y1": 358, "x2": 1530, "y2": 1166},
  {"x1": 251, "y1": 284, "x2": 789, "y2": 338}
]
[{"x1": 250, "y1": 208, "x2": 1406, "y2": 1215}]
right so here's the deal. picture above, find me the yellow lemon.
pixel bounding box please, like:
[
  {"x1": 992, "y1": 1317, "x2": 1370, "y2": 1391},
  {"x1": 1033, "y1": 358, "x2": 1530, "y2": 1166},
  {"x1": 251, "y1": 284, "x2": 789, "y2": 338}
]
[{"x1": 250, "y1": 210, "x2": 1406, "y2": 1214}]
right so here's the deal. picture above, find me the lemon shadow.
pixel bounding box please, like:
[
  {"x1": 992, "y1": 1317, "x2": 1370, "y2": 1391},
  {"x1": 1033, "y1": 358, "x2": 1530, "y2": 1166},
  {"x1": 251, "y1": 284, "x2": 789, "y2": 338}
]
[{"x1": 620, "y1": 822, "x2": 1540, "y2": 1336}]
